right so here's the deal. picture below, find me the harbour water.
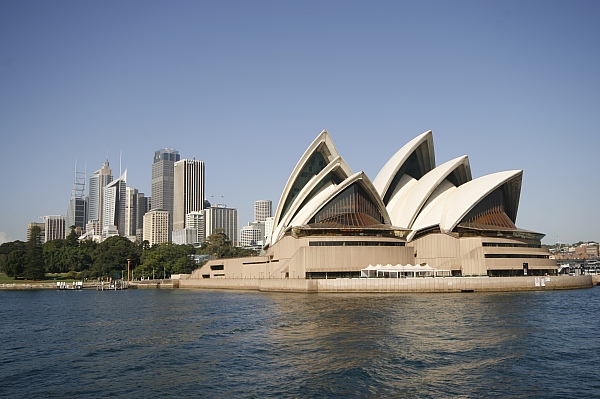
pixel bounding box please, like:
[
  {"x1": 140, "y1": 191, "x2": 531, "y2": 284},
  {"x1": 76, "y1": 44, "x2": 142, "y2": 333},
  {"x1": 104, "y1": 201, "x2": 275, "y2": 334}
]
[{"x1": 1, "y1": 287, "x2": 599, "y2": 398}]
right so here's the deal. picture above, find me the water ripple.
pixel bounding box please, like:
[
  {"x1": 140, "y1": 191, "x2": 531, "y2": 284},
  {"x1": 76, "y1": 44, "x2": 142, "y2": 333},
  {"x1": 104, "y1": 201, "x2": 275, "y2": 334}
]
[{"x1": 1, "y1": 288, "x2": 599, "y2": 398}]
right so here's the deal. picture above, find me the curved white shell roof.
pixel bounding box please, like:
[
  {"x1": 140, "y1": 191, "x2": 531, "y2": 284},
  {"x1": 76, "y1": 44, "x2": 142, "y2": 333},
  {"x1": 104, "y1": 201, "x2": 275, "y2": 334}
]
[
  {"x1": 269, "y1": 129, "x2": 527, "y2": 247},
  {"x1": 409, "y1": 180, "x2": 458, "y2": 239},
  {"x1": 271, "y1": 156, "x2": 353, "y2": 245},
  {"x1": 391, "y1": 156, "x2": 471, "y2": 228},
  {"x1": 373, "y1": 130, "x2": 435, "y2": 202},
  {"x1": 287, "y1": 171, "x2": 391, "y2": 228},
  {"x1": 439, "y1": 170, "x2": 522, "y2": 233},
  {"x1": 272, "y1": 130, "x2": 340, "y2": 230}
]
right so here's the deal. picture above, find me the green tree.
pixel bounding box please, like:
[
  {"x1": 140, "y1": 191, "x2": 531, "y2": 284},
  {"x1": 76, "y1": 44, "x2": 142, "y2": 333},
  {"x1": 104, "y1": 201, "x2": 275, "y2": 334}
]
[
  {"x1": 198, "y1": 231, "x2": 233, "y2": 258},
  {"x1": 197, "y1": 231, "x2": 259, "y2": 259},
  {"x1": 23, "y1": 226, "x2": 45, "y2": 280},
  {"x1": 91, "y1": 236, "x2": 140, "y2": 278},
  {"x1": 137, "y1": 243, "x2": 196, "y2": 278},
  {"x1": 4, "y1": 249, "x2": 26, "y2": 278},
  {"x1": 0, "y1": 240, "x2": 26, "y2": 275},
  {"x1": 43, "y1": 239, "x2": 66, "y2": 273},
  {"x1": 65, "y1": 226, "x2": 79, "y2": 247}
]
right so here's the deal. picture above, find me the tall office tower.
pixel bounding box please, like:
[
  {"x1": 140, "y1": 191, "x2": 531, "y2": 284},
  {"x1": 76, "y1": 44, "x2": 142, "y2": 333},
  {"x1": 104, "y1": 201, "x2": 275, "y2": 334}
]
[
  {"x1": 27, "y1": 222, "x2": 45, "y2": 242},
  {"x1": 173, "y1": 159, "x2": 205, "y2": 231},
  {"x1": 152, "y1": 148, "x2": 180, "y2": 229},
  {"x1": 125, "y1": 187, "x2": 138, "y2": 238},
  {"x1": 143, "y1": 209, "x2": 170, "y2": 246},
  {"x1": 66, "y1": 165, "x2": 88, "y2": 231},
  {"x1": 88, "y1": 158, "x2": 113, "y2": 224},
  {"x1": 44, "y1": 215, "x2": 66, "y2": 243},
  {"x1": 102, "y1": 170, "x2": 127, "y2": 238},
  {"x1": 135, "y1": 193, "x2": 150, "y2": 236},
  {"x1": 254, "y1": 200, "x2": 272, "y2": 223},
  {"x1": 185, "y1": 211, "x2": 205, "y2": 244},
  {"x1": 205, "y1": 204, "x2": 238, "y2": 246}
]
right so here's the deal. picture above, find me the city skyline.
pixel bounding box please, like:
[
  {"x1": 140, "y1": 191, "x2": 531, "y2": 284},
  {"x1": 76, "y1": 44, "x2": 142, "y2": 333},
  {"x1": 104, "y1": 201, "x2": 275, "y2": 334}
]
[{"x1": 1, "y1": 1, "x2": 599, "y2": 245}]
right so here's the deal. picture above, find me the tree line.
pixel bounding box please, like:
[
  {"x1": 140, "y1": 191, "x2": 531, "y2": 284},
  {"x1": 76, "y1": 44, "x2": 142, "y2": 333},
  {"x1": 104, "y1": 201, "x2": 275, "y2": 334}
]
[{"x1": 0, "y1": 226, "x2": 257, "y2": 280}]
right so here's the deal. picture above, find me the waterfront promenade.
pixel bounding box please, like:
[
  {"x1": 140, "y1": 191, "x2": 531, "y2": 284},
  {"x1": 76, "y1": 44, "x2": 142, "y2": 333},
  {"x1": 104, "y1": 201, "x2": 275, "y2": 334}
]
[
  {"x1": 2, "y1": 275, "x2": 595, "y2": 292},
  {"x1": 179, "y1": 275, "x2": 593, "y2": 293}
]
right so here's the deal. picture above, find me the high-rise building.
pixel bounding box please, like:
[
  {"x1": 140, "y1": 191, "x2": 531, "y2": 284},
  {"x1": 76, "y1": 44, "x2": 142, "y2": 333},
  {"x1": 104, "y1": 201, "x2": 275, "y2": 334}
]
[
  {"x1": 205, "y1": 204, "x2": 238, "y2": 246},
  {"x1": 254, "y1": 200, "x2": 272, "y2": 223},
  {"x1": 186, "y1": 211, "x2": 205, "y2": 244},
  {"x1": 66, "y1": 165, "x2": 88, "y2": 231},
  {"x1": 143, "y1": 209, "x2": 170, "y2": 247},
  {"x1": 102, "y1": 170, "x2": 126, "y2": 238},
  {"x1": 152, "y1": 148, "x2": 180, "y2": 235},
  {"x1": 135, "y1": 193, "x2": 150, "y2": 242},
  {"x1": 125, "y1": 187, "x2": 138, "y2": 238},
  {"x1": 44, "y1": 215, "x2": 66, "y2": 243},
  {"x1": 88, "y1": 158, "x2": 113, "y2": 224},
  {"x1": 173, "y1": 159, "x2": 205, "y2": 231}
]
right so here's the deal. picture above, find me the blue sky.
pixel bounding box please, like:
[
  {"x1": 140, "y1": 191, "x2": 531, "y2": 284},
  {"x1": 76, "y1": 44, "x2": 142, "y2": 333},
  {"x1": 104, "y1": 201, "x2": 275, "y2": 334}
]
[{"x1": 1, "y1": 0, "x2": 598, "y2": 245}]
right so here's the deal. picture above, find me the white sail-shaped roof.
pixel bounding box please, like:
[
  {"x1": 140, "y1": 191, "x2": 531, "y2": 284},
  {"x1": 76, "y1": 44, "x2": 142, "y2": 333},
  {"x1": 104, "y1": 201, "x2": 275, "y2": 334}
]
[
  {"x1": 391, "y1": 156, "x2": 471, "y2": 228},
  {"x1": 272, "y1": 130, "x2": 340, "y2": 232},
  {"x1": 385, "y1": 175, "x2": 418, "y2": 228},
  {"x1": 287, "y1": 171, "x2": 392, "y2": 229},
  {"x1": 408, "y1": 180, "x2": 458, "y2": 239},
  {"x1": 439, "y1": 170, "x2": 522, "y2": 233},
  {"x1": 373, "y1": 130, "x2": 435, "y2": 204},
  {"x1": 269, "y1": 128, "x2": 527, "y2": 246},
  {"x1": 271, "y1": 156, "x2": 353, "y2": 245}
]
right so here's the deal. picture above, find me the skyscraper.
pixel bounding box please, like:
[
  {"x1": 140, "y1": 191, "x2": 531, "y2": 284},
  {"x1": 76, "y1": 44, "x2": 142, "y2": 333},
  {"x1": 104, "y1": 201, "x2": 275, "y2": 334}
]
[
  {"x1": 151, "y1": 148, "x2": 180, "y2": 230},
  {"x1": 125, "y1": 187, "x2": 138, "y2": 238},
  {"x1": 66, "y1": 165, "x2": 88, "y2": 230},
  {"x1": 205, "y1": 204, "x2": 238, "y2": 246},
  {"x1": 88, "y1": 158, "x2": 113, "y2": 224},
  {"x1": 44, "y1": 215, "x2": 66, "y2": 243},
  {"x1": 125, "y1": 188, "x2": 152, "y2": 241},
  {"x1": 136, "y1": 193, "x2": 150, "y2": 242},
  {"x1": 173, "y1": 159, "x2": 205, "y2": 231},
  {"x1": 102, "y1": 170, "x2": 126, "y2": 238},
  {"x1": 254, "y1": 200, "x2": 272, "y2": 223},
  {"x1": 143, "y1": 209, "x2": 170, "y2": 247}
]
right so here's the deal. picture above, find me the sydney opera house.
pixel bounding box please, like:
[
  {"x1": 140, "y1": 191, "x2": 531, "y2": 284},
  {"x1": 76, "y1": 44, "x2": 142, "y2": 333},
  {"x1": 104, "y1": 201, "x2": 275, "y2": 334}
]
[{"x1": 189, "y1": 130, "x2": 557, "y2": 283}]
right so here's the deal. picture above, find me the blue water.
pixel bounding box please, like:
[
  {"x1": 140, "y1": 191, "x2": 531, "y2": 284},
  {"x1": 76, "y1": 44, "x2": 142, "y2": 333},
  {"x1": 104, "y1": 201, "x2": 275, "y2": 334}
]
[{"x1": 1, "y1": 287, "x2": 599, "y2": 398}]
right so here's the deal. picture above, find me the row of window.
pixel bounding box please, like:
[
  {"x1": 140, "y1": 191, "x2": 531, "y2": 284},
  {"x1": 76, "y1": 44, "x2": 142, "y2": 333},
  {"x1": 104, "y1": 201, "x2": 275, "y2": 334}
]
[
  {"x1": 309, "y1": 241, "x2": 405, "y2": 247},
  {"x1": 483, "y1": 242, "x2": 541, "y2": 248},
  {"x1": 485, "y1": 254, "x2": 549, "y2": 259}
]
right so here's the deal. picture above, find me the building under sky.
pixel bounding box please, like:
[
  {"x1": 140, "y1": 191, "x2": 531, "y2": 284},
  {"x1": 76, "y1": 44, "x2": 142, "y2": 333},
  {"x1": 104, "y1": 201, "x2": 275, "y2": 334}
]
[
  {"x1": 173, "y1": 159, "x2": 205, "y2": 231},
  {"x1": 152, "y1": 148, "x2": 180, "y2": 233},
  {"x1": 193, "y1": 130, "x2": 556, "y2": 280}
]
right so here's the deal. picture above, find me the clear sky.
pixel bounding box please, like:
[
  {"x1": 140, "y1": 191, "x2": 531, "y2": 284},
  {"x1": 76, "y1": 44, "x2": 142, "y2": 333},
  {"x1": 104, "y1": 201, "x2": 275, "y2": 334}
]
[{"x1": 1, "y1": 0, "x2": 598, "y2": 245}]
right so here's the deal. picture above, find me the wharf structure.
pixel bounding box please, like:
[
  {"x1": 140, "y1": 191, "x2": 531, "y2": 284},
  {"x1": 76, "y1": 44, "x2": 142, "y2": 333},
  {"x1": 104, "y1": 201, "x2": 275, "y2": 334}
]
[{"x1": 181, "y1": 130, "x2": 590, "y2": 292}]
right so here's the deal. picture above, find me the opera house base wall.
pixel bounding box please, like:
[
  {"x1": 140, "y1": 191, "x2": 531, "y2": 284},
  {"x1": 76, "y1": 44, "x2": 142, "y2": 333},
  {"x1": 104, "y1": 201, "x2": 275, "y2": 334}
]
[{"x1": 178, "y1": 275, "x2": 592, "y2": 293}]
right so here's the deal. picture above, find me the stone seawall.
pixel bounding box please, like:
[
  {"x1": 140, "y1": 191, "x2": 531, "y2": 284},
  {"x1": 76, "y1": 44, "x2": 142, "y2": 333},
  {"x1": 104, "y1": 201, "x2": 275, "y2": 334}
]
[
  {"x1": 0, "y1": 283, "x2": 59, "y2": 290},
  {"x1": 179, "y1": 275, "x2": 592, "y2": 293},
  {"x1": 129, "y1": 279, "x2": 176, "y2": 289}
]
